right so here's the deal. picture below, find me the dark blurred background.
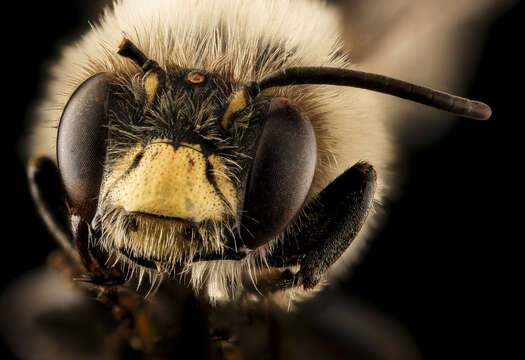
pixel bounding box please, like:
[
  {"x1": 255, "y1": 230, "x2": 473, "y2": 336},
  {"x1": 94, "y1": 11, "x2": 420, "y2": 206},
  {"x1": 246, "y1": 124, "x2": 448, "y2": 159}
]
[{"x1": 1, "y1": 0, "x2": 521, "y2": 358}]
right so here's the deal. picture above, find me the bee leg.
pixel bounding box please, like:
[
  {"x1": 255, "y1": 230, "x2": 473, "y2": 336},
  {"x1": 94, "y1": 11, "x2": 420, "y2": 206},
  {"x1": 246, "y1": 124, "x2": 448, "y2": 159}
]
[
  {"x1": 269, "y1": 162, "x2": 377, "y2": 289},
  {"x1": 70, "y1": 215, "x2": 125, "y2": 286},
  {"x1": 27, "y1": 156, "x2": 124, "y2": 286},
  {"x1": 28, "y1": 156, "x2": 75, "y2": 256}
]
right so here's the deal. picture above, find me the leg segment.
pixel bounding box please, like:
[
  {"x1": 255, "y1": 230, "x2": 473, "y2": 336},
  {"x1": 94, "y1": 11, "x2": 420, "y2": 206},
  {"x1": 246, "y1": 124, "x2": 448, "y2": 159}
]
[
  {"x1": 28, "y1": 156, "x2": 124, "y2": 285},
  {"x1": 28, "y1": 156, "x2": 74, "y2": 255},
  {"x1": 268, "y1": 162, "x2": 377, "y2": 289}
]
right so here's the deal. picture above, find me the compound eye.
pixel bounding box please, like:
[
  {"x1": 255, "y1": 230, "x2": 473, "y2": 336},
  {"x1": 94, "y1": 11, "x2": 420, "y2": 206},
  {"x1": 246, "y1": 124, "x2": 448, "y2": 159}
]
[
  {"x1": 242, "y1": 98, "x2": 317, "y2": 249},
  {"x1": 57, "y1": 72, "x2": 114, "y2": 221}
]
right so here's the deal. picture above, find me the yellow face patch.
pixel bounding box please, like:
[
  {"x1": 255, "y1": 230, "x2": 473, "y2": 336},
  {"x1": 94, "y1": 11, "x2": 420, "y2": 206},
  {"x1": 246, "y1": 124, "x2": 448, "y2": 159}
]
[
  {"x1": 221, "y1": 89, "x2": 249, "y2": 130},
  {"x1": 106, "y1": 139, "x2": 237, "y2": 223},
  {"x1": 144, "y1": 72, "x2": 159, "y2": 106}
]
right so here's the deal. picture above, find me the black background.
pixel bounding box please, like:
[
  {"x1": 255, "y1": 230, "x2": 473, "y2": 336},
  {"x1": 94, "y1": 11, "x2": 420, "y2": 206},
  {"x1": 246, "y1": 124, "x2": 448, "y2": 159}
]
[{"x1": 1, "y1": 1, "x2": 521, "y2": 359}]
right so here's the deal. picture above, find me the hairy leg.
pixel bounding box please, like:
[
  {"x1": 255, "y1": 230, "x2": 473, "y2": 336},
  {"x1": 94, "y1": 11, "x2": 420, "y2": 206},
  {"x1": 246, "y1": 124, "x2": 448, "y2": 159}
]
[{"x1": 268, "y1": 162, "x2": 377, "y2": 289}]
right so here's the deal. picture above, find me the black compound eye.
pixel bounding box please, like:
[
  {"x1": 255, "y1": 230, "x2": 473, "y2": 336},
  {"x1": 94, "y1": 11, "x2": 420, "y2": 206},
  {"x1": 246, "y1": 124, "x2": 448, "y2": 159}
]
[
  {"x1": 241, "y1": 97, "x2": 317, "y2": 249},
  {"x1": 57, "y1": 72, "x2": 114, "y2": 221}
]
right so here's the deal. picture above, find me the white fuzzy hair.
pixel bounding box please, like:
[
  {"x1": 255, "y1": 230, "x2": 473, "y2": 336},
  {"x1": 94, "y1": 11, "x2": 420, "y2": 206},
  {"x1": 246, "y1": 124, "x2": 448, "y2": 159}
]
[{"x1": 29, "y1": 0, "x2": 393, "y2": 303}]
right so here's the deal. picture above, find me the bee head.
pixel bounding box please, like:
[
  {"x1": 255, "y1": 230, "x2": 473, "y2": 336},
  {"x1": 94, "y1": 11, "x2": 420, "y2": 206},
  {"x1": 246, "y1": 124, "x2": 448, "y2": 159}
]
[
  {"x1": 57, "y1": 39, "x2": 318, "y2": 272},
  {"x1": 57, "y1": 38, "x2": 490, "y2": 274}
]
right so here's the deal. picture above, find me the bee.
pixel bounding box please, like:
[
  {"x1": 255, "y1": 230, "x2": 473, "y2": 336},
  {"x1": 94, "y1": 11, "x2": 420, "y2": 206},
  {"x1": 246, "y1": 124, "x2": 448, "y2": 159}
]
[
  {"x1": 26, "y1": 0, "x2": 490, "y2": 307},
  {"x1": 2, "y1": 0, "x2": 511, "y2": 358}
]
